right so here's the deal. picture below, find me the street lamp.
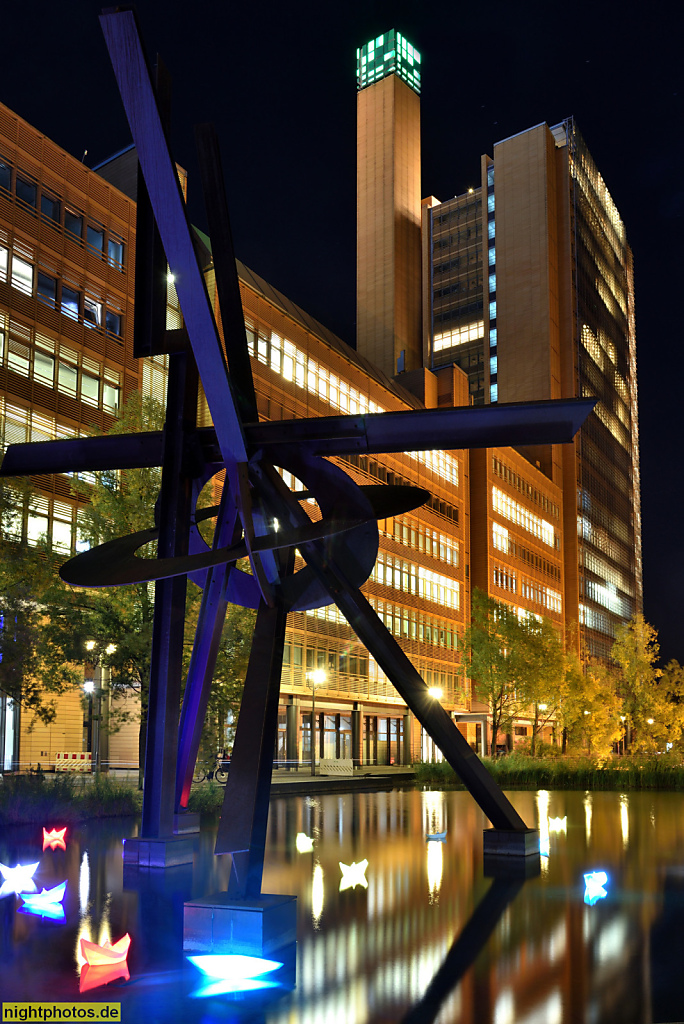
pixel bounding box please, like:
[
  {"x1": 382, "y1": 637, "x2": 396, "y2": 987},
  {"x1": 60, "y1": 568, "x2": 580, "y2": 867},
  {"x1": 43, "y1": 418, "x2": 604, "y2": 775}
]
[
  {"x1": 308, "y1": 670, "x2": 326, "y2": 776},
  {"x1": 428, "y1": 687, "x2": 443, "y2": 700},
  {"x1": 647, "y1": 718, "x2": 655, "y2": 725}
]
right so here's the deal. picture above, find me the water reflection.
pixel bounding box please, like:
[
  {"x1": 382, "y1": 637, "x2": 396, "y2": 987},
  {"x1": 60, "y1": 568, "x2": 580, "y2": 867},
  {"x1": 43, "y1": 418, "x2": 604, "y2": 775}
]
[{"x1": 1, "y1": 791, "x2": 684, "y2": 1020}]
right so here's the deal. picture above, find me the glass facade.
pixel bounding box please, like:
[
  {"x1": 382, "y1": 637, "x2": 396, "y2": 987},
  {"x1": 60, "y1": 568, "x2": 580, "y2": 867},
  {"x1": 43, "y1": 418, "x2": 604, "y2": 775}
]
[
  {"x1": 556, "y1": 118, "x2": 642, "y2": 658},
  {"x1": 428, "y1": 190, "x2": 485, "y2": 403}
]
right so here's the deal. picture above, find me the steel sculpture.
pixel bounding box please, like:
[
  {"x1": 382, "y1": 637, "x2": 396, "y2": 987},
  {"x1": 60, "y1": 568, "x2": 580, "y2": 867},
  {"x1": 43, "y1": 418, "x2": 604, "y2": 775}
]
[{"x1": 0, "y1": 9, "x2": 594, "y2": 892}]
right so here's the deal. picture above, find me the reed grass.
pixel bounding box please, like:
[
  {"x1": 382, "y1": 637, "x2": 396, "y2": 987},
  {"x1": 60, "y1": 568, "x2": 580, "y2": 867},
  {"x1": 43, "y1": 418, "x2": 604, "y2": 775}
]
[
  {"x1": 0, "y1": 772, "x2": 141, "y2": 826},
  {"x1": 414, "y1": 754, "x2": 684, "y2": 791}
]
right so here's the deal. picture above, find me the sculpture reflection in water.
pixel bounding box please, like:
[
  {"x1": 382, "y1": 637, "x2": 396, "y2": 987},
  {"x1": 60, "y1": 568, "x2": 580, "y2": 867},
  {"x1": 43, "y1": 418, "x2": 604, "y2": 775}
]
[{"x1": 402, "y1": 861, "x2": 538, "y2": 1024}]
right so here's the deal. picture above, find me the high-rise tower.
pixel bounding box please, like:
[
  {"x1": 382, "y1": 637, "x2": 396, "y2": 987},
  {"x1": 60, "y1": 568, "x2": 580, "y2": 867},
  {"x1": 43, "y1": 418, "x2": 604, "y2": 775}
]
[
  {"x1": 356, "y1": 31, "x2": 422, "y2": 378},
  {"x1": 425, "y1": 120, "x2": 642, "y2": 659}
]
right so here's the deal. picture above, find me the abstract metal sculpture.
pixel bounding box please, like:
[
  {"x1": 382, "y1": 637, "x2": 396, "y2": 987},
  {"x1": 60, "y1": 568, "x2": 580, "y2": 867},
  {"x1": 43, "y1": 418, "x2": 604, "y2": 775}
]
[{"x1": 0, "y1": 9, "x2": 593, "y2": 889}]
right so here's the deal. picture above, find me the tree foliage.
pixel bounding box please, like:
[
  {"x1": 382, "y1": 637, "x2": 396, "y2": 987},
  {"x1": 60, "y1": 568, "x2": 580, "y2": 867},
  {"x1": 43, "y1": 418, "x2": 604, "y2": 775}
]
[{"x1": 461, "y1": 589, "x2": 565, "y2": 755}]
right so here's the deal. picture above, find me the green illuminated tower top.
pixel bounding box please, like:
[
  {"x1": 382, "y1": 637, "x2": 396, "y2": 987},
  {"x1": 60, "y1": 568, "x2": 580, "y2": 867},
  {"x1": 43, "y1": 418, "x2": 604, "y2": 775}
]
[{"x1": 356, "y1": 30, "x2": 421, "y2": 95}]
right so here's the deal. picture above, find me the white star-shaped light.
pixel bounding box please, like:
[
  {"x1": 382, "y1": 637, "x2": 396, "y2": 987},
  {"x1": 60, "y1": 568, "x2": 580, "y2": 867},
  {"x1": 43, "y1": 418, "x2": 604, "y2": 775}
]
[
  {"x1": 296, "y1": 832, "x2": 314, "y2": 853},
  {"x1": 549, "y1": 816, "x2": 567, "y2": 833},
  {"x1": 583, "y1": 870, "x2": 608, "y2": 906},
  {"x1": 0, "y1": 862, "x2": 39, "y2": 897},
  {"x1": 339, "y1": 859, "x2": 368, "y2": 892},
  {"x1": 187, "y1": 954, "x2": 283, "y2": 997}
]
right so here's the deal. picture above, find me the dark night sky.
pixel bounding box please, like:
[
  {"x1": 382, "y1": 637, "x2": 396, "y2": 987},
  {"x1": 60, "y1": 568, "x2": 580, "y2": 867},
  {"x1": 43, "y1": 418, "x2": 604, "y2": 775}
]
[{"x1": 2, "y1": 1, "x2": 683, "y2": 662}]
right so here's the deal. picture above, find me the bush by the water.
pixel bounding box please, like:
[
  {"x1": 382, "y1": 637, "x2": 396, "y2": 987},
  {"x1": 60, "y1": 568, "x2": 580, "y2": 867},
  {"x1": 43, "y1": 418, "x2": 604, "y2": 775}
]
[
  {"x1": 414, "y1": 753, "x2": 684, "y2": 791},
  {"x1": 0, "y1": 771, "x2": 141, "y2": 825}
]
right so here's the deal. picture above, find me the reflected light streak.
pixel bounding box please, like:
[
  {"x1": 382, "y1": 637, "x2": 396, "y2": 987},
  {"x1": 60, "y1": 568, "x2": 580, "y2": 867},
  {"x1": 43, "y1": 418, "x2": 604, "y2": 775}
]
[
  {"x1": 18, "y1": 902, "x2": 65, "y2": 923},
  {"x1": 426, "y1": 840, "x2": 443, "y2": 903},
  {"x1": 548, "y1": 816, "x2": 567, "y2": 833},
  {"x1": 312, "y1": 863, "x2": 324, "y2": 928},
  {"x1": 296, "y1": 832, "x2": 314, "y2": 853},
  {"x1": 422, "y1": 790, "x2": 445, "y2": 835},
  {"x1": 79, "y1": 852, "x2": 90, "y2": 914},
  {"x1": 584, "y1": 871, "x2": 608, "y2": 906},
  {"x1": 339, "y1": 860, "x2": 368, "y2": 892},
  {"x1": 537, "y1": 791, "x2": 550, "y2": 861},
  {"x1": 494, "y1": 989, "x2": 515, "y2": 1024},
  {"x1": 620, "y1": 793, "x2": 629, "y2": 848},
  {"x1": 584, "y1": 792, "x2": 592, "y2": 842},
  {"x1": 0, "y1": 862, "x2": 39, "y2": 897}
]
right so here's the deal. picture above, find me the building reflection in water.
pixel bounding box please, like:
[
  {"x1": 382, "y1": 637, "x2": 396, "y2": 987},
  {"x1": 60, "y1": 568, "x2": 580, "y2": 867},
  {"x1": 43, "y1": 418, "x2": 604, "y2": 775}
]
[{"x1": 1, "y1": 788, "x2": 684, "y2": 1021}]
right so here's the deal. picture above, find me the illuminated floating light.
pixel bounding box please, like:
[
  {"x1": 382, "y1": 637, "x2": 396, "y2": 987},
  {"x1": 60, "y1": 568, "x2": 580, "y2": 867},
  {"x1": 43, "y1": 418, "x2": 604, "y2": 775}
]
[
  {"x1": 20, "y1": 881, "x2": 67, "y2": 911},
  {"x1": 43, "y1": 826, "x2": 67, "y2": 851},
  {"x1": 583, "y1": 871, "x2": 608, "y2": 906},
  {"x1": 187, "y1": 954, "x2": 283, "y2": 998},
  {"x1": 80, "y1": 933, "x2": 131, "y2": 966},
  {"x1": 426, "y1": 830, "x2": 447, "y2": 842},
  {"x1": 339, "y1": 859, "x2": 368, "y2": 892},
  {"x1": 0, "y1": 861, "x2": 39, "y2": 897},
  {"x1": 80, "y1": 962, "x2": 130, "y2": 994},
  {"x1": 296, "y1": 832, "x2": 314, "y2": 853},
  {"x1": 312, "y1": 863, "x2": 324, "y2": 927},
  {"x1": 548, "y1": 816, "x2": 567, "y2": 834}
]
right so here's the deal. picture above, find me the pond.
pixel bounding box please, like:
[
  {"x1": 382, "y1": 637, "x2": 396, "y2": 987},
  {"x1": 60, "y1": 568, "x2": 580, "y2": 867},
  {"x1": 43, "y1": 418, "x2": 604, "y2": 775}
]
[{"x1": 1, "y1": 787, "x2": 684, "y2": 1023}]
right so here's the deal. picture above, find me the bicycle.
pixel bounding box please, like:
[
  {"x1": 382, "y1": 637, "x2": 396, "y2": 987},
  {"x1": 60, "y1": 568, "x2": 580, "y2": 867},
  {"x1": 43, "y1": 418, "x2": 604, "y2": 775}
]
[{"x1": 192, "y1": 754, "x2": 230, "y2": 784}]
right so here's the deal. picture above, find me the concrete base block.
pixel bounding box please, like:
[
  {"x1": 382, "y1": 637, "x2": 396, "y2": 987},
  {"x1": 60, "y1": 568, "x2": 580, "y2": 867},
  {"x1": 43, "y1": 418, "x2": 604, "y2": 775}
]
[
  {"x1": 173, "y1": 811, "x2": 200, "y2": 834},
  {"x1": 123, "y1": 834, "x2": 195, "y2": 867},
  {"x1": 483, "y1": 828, "x2": 540, "y2": 858},
  {"x1": 184, "y1": 893, "x2": 297, "y2": 956},
  {"x1": 484, "y1": 852, "x2": 541, "y2": 880}
]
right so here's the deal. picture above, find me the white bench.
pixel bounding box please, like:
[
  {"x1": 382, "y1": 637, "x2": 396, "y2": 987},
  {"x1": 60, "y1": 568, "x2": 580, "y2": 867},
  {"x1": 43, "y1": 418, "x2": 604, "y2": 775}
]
[{"x1": 319, "y1": 758, "x2": 353, "y2": 776}]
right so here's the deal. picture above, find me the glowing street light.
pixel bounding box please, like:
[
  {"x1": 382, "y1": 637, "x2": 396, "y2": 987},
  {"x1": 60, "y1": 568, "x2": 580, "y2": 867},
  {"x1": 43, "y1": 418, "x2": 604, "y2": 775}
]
[
  {"x1": 647, "y1": 718, "x2": 655, "y2": 725},
  {"x1": 428, "y1": 687, "x2": 443, "y2": 700}
]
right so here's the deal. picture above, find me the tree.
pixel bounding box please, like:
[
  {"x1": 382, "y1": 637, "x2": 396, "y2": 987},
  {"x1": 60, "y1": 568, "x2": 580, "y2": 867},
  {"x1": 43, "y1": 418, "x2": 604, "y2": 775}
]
[
  {"x1": 512, "y1": 612, "x2": 565, "y2": 755},
  {"x1": 0, "y1": 482, "x2": 82, "y2": 726},
  {"x1": 461, "y1": 590, "x2": 521, "y2": 755},
  {"x1": 559, "y1": 653, "x2": 622, "y2": 757},
  {"x1": 612, "y1": 614, "x2": 662, "y2": 752}
]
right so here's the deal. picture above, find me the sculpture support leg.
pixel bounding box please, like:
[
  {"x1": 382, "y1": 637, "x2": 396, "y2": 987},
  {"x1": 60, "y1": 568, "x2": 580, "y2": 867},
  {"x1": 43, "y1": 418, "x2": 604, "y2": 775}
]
[
  {"x1": 214, "y1": 600, "x2": 287, "y2": 897},
  {"x1": 303, "y1": 548, "x2": 528, "y2": 832},
  {"x1": 141, "y1": 352, "x2": 198, "y2": 838}
]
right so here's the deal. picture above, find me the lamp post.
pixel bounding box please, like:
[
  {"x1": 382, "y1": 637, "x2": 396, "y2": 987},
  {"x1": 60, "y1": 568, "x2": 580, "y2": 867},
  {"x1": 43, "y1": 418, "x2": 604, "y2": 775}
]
[
  {"x1": 84, "y1": 640, "x2": 117, "y2": 774},
  {"x1": 308, "y1": 670, "x2": 325, "y2": 776}
]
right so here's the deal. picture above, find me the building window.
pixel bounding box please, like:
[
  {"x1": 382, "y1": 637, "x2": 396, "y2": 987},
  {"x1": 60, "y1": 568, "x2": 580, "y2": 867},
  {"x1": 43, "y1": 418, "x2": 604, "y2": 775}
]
[
  {"x1": 64, "y1": 209, "x2": 83, "y2": 238},
  {"x1": 61, "y1": 286, "x2": 80, "y2": 320},
  {"x1": 84, "y1": 297, "x2": 102, "y2": 329},
  {"x1": 34, "y1": 348, "x2": 55, "y2": 386},
  {"x1": 80, "y1": 373, "x2": 99, "y2": 406},
  {"x1": 37, "y1": 272, "x2": 57, "y2": 308},
  {"x1": 108, "y1": 236, "x2": 124, "y2": 268},
  {"x1": 105, "y1": 310, "x2": 122, "y2": 336},
  {"x1": 15, "y1": 176, "x2": 37, "y2": 209},
  {"x1": 86, "y1": 225, "x2": 104, "y2": 254},
  {"x1": 11, "y1": 256, "x2": 34, "y2": 295},
  {"x1": 58, "y1": 359, "x2": 78, "y2": 396},
  {"x1": 0, "y1": 159, "x2": 11, "y2": 192},
  {"x1": 41, "y1": 192, "x2": 61, "y2": 223}
]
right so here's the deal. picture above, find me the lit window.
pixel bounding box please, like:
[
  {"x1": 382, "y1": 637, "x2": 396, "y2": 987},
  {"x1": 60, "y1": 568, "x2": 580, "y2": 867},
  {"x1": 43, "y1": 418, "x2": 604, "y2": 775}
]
[
  {"x1": 489, "y1": 247, "x2": 496, "y2": 266},
  {"x1": 490, "y1": 356, "x2": 498, "y2": 375},
  {"x1": 81, "y1": 373, "x2": 99, "y2": 406},
  {"x1": 34, "y1": 349, "x2": 55, "y2": 385},
  {"x1": 103, "y1": 382, "x2": 120, "y2": 414},
  {"x1": 8, "y1": 337, "x2": 30, "y2": 375},
  {"x1": 487, "y1": 194, "x2": 495, "y2": 213},
  {"x1": 27, "y1": 513, "x2": 48, "y2": 545},
  {"x1": 490, "y1": 383, "x2": 498, "y2": 402},
  {"x1": 58, "y1": 360, "x2": 78, "y2": 396},
  {"x1": 0, "y1": 245, "x2": 7, "y2": 283},
  {"x1": 52, "y1": 519, "x2": 72, "y2": 553},
  {"x1": 489, "y1": 301, "x2": 497, "y2": 320},
  {"x1": 11, "y1": 256, "x2": 34, "y2": 295}
]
